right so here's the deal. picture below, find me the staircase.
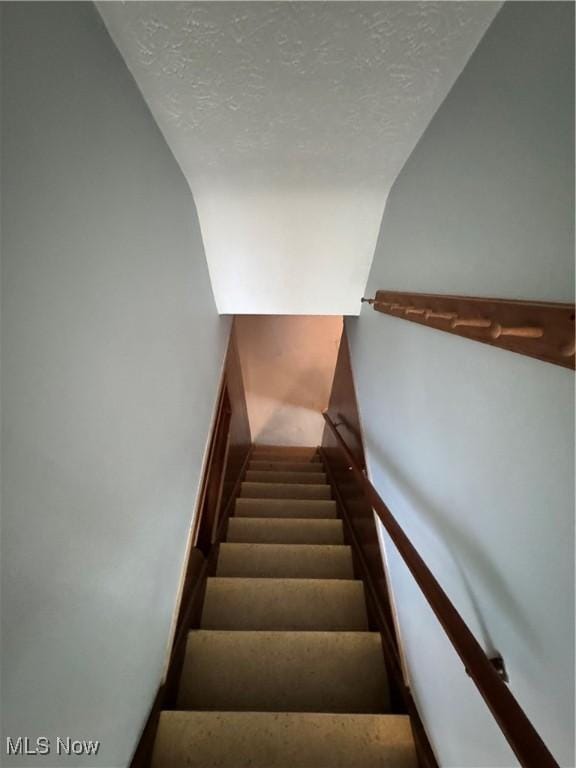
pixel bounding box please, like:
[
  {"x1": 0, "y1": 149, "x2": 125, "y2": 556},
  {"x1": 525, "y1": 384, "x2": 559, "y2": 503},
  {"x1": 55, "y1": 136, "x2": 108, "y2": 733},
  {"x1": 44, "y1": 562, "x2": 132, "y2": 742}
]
[{"x1": 151, "y1": 445, "x2": 418, "y2": 768}]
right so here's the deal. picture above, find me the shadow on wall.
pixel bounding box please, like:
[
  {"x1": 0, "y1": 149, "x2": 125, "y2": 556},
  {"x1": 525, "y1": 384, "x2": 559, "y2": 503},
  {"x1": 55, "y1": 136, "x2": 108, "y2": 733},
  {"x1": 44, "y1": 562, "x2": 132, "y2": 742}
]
[
  {"x1": 363, "y1": 429, "x2": 540, "y2": 658},
  {"x1": 235, "y1": 315, "x2": 343, "y2": 446}
]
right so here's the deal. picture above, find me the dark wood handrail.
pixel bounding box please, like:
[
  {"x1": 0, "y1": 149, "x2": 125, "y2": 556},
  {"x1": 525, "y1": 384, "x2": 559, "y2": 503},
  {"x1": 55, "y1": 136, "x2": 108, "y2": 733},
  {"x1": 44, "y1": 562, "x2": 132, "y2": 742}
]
[
  {"x1": 320, "y1": 447, "x2": 439, "y2": 768},
  {"x1": 322, "y1": 411, "x2": 559, "y2": 768}
]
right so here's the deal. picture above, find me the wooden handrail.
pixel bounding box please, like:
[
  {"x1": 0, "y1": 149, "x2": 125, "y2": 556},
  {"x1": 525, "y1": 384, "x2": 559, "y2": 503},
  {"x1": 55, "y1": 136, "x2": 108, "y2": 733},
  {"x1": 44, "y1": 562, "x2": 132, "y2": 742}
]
[
  {"x1": 322, "y1": 411, "x2": 560, "y2": 768},
  {"x1": 320, "y1": 447, "x2": 439, "y2": 768}
]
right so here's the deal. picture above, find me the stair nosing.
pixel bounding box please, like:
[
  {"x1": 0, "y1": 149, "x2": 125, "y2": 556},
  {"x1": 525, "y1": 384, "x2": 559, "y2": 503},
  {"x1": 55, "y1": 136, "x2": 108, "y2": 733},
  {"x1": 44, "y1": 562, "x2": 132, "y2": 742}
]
[{"x1": 227, "y1": 517, "x2": 342, "y2": 524}]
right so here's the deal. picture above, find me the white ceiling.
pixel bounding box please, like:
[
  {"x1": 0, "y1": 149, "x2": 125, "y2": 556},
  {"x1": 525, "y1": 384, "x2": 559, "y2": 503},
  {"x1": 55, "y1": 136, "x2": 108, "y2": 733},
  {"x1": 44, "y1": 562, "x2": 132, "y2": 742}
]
[{"x1": 98, "y1": 2, "x2": 500, "y2": 315}]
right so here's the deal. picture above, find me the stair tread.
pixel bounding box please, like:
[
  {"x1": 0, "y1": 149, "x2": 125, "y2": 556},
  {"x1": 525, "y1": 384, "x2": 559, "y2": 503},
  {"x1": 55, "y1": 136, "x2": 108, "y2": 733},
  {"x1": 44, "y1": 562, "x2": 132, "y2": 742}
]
[
  {"x1": 241, "y1": 481, "x2": 331, "y2": 500},
  {"x1": 246, "y1": 470, "x2": 326, "y2": 484},
  {"x1": 152, "y1": 445, "x2": 413, "y2": 768},
  {"x1": 227, "y1": 517, "x2": 344, "y2": 544},
  {"x1": 252, "y1": 445, "x2": 318, "y2": 454},
  {"x1": 217, "y1": 542, "x2": 354, "y2": 579},
  {"x1": 235, "y1": 498, "x2": 337, "y2": 519},
  {"x1": 252, "y1": 454, "x2": 322, "y2": 464},
  {"x1": 152, "y1": 711, "x2": 417, "y2": 768},
  {"x1": 249, "y1": 460, "x2": 325, "y2": 472},
  {"x1": 251, "y1": 447, "x2": 321, "y2": 463},
  {"x1": 201, "y1": 577, "x2": 368, "y2": 631},
  {"x1": 177, "y1": 630, "x2": 389, "y2": 713}
]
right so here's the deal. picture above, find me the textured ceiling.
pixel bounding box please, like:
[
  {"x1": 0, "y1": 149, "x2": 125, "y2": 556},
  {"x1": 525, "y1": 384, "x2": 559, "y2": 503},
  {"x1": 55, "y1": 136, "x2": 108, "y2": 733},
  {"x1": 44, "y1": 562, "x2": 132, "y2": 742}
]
[{"x1": 98, "y1": 2, "x2": 500, "y2": 314}]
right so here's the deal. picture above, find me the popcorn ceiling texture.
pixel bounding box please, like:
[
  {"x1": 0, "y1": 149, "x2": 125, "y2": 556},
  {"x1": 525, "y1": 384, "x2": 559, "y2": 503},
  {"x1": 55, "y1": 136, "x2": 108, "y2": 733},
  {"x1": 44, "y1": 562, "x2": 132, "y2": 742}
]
[{"x1": 98, "y1": 2, "x2": 501, "y2": 314}]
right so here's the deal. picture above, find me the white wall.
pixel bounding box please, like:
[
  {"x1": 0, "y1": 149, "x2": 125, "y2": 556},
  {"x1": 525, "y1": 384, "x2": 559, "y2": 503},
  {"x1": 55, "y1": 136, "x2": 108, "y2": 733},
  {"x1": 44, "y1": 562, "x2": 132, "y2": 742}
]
[
  {"x1": 97, "y1": 1, "x2": 500, "y2": 316},
  {"x1": 348, "y1": 3, "x2": 574, "y2": 766},
  {"x1": 1, "y1": 4, "x2": 230, "y2": 766}
]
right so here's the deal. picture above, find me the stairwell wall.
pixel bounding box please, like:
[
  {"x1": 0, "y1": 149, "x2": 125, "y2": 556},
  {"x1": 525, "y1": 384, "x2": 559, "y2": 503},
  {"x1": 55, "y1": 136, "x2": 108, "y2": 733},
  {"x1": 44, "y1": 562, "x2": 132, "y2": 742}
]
[
  {"x1": 1, "y1": 3, "x2": 230, "y2": 766},
  {"x1": 347, "y1": 3, "x2": 574, "y2": 766}
]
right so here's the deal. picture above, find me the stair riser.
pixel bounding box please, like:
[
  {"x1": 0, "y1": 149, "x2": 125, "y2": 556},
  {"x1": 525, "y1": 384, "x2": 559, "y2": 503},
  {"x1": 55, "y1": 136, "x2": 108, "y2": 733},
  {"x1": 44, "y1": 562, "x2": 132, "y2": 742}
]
[
  {"x1": 178, "y1": 631, "x2": 389, "y2": 713},
  {"x1": 249, "y1": 461, "x2": 324, "y2": 472},
  {"x1": 217, "y1": 543, "x2": 354, "y2": 579},
  {"x1": 235, "y1": 498, "x2": 337, "y2": 519},
  {"x1": 152, "y1": 712, "x2": 417, "y2": 768},
  {"x1": 226, "y1": 518, "x2": 344, "y2": 544},
  {"x1": 201, "y1": 578, "x2": 369, "y2": 631},
  {"x1": 252, "y1": 445, "x2": 318, "y2": 456},
  {"x1": 245, "y1": 470, "x2": 326, "y2": 484},
  {"x1": 241, "y1": 482, "x2": 331, "y2": 500},
  {"x1": 251, "y1": 453, "x2": 322, "y2": 464}
]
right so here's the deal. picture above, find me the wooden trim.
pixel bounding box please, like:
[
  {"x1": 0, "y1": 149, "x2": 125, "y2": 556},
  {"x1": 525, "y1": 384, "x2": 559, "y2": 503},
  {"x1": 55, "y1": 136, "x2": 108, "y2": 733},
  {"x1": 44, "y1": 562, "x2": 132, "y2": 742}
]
[
  {"x1": 320, "y1": 447, "x2": 439, "y2": 768},
  {"x1": 214, "y1": 447, "x2": 252, "y2": 546},
  {"x1": 363, "y1": 290, "x2": 575, "y2": 369},
  {"x1": 128, "y1": 451, "x2": 251, "y2": 768},
  {"x1": 129, "y1": 552, "x2": 207, "y2": 768},
  {"x1": 193, "y1": 384, "x2": 233, "y2": 555},
  {"x1": 323, "y1": 412, "x2": 560, "y2": 768}
]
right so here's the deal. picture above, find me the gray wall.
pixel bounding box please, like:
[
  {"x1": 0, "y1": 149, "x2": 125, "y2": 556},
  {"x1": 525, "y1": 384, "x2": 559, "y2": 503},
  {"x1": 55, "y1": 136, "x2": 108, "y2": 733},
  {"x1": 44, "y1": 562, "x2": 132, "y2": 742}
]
[
  {"x1": 348, "y1": 3, "x2": 574, "y2": 766},
  {"x1": 1, "y1": 4, "x2": 230, "y2": 766}
]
